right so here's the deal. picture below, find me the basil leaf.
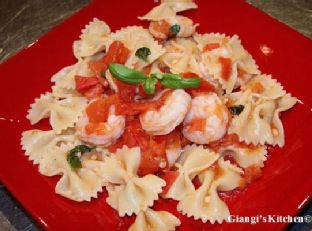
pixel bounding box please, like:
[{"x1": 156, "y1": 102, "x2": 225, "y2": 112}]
[
  {"x1": 135, "y1": 47, "x2": 151, "y2": 62},
  {"x1": 109, "y1": 64, "x2": 148, "y2": 85},
  {"x1": 67, "y1": 153, "x2": 82, "y2": 171},
  {"x1": 142, "y1": 78, "x2": 157, "y2": 95},
  {"x1": 67, "y1": 145, "x2": 94, "y2": 171},
  {"x1": 160, "y1": 78, "x2": 200, "y2": 89},
  {"x1": 161, "y1": 73, "x2": 182, "y2": 81},
  {"x1": 169, "y1": 24, "x2": 181, "y2": 36},
  {"x1": 228, "y1": 105, "x2": 244, "y2": 115}
]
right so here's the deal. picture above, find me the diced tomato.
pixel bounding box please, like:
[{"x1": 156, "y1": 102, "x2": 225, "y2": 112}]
[
  {"x1": 75, "y1": 76, "x2": 99, "y2": 93},
  {"x1": 114, "y1": 79, "x2": 136, "y2": 102},
  {"x1": 183, "y1": 72, "x2": 216, "y2": 96},
  {"x1": 83, "y1": 84, "x2": 104, "y2": 100},
  {"x1": 250, "y1": 82, "x2": 264, "y2": 93},
  {"x1": 75, "y1": 76, "x2": 105, "y2": 100},
  {"x1": 142, "y1": 65, "x2": 152, "y2": 75},
  {"x1": 107, "y1": 118, "x2": 167, "y2": 176},
  {"x1": 203, "y1": 43, "x2": 220, "y2": 52},
  {"x1": 85, "y1": 95, "x2": 119, "y2": 123},
  {"x1": 192, "y1": 176, "x2": 202, "y2": 189},
  {"x1": 237, "y1": 67, "x2": 247, "y2": 78},
  {"x1": 150, "y1": 20, "x2": 171, "y2": 37},
  {"x1": 218, "y1": 57, "x2": 232, "y2": 81},
  {"x1": 89, "y1": 41, "x2": 130, "y2": 77},
  {"x1": 186, "y1": 117, "x2": 206, "y2": 132},
  {"x1": 160, "y1": 171, "x2": 180, "y2": 195}
]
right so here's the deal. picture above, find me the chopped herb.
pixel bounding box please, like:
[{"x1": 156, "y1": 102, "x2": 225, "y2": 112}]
[
  {"x1": 135, "y1": 47, "x2": 151, "y2": 62},
  {"x1": 229, "y1": 105, "x2": 244, "y2": 115},
  {"x1": 169, "y1": 24, "x2": 181, "y2": 36},
  {"x1": 66, "y1": 145, "x2": 94, "y2": 171}
]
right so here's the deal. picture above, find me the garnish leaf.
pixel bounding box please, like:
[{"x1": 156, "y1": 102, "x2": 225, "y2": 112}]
[
  {"x1": 143, "y1": 78, "x2": 157, "y2": 95},
  {"x1": 169, "y1": 24, "x2": 181, "y2": 36},
  {"x1": 135, "y1": 47, "x2": 151, "y2": 62},
  {"x1": 109, "y1": 63, "x2": 148, "y2": 84},
  {"x1": 160, "y1": 77, "x2": 200, "y2": 89},
  {"x1": 66, "y1": 145, "x2": 94, "y2": 171},
  {"x1": 228, "y1": 105, "x2": 244, "y2": 115}
]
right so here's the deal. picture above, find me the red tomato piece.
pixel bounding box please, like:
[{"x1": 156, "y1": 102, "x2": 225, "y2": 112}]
[
  {"x1": 160, "y1": 171, "x2": 180, "y2": 195},
  {"x1": 203, "y1": 43, "x2": 220, "y2": 52},
  {"x1": 83, "y1": 84, "x2": 104, "y2": 100},
  {"x1": 218, "y1": 57, "x2": 232, "y2": 80},
  {"x1": 85, "y1": 95, "x2": 119, "y2": 123},
  {"x1": 89, "y1": 40, "x2": 130, "y2": 77},
  {"x1": 75, "y1": 76, "x2": 99, "y2": 93}
]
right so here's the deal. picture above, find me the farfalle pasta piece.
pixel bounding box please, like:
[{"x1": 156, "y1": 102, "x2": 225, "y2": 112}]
[
  {"x1": 108, "y1": 26, "x2": 165, "y2": 70},
  {"x1": 194, "y1": 33, "x2": 260, "y2": 93},
  {"x1": 128, "y1": 208, "x2": 181, "y2": 231},
  {"x1": 52, "y1": 85, "x2": 80, "y2": 99},
  {"x1": 163, "y1": 145, "x2": 219, "y2": 200},
  {"x1": 73, "y1": 18, "x2": 111, "y2": 58},
  {"x1": 39, "y1": 144, "x2": 106, "y2": 201},
  {"x1": 227, "y1": 86, "x2": 297, "y2": 146},
  {"x1": 241, "y1": 74, "x2": 286, "y2": 100},
  {"x1": 271, "y1": 93, "x2": 297, "y2": 146},
  {"x1": 219, "y1": 145, "x2": 267, "y2": 168},
  {"x1": 27, "y1": 92, "x2": 87, "y2": 134},
  {"x1": 51, "y1": 59, "x2": 92, "y2": 90},
  {"x1": 177, "y1": 157, "x2": 243, "y2": 224},
  {"x1": 161, "y1": 38, "x2": 198, "y2": 74},
  {"x1": 138, "y1": 0, "x2": 197, "y2": 21},
  {"x1": 100, "y1": 146, "x2": 165, "y2": 216},
  {"x1": 21, "y1": 129, "x2": 79, "y2": 164}
]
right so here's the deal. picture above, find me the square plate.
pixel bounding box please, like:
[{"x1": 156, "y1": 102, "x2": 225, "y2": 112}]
[{"x1": 0, "y1": 0, "x2": 311, "y2": 230}]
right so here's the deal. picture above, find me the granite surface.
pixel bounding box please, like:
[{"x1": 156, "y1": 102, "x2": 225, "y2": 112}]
[{"x1": 0, "y1": 0, "x2": 311, "y2": 230}]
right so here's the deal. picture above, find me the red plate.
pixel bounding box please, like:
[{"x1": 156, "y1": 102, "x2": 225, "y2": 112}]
[{"x1": 0, "y1": 0, "x2": 311, "y2": 230}]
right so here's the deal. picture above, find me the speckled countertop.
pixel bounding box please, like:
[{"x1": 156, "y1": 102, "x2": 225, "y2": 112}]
[{"x1": 0, "y1": 0, "x2": 311, "y2": 230}]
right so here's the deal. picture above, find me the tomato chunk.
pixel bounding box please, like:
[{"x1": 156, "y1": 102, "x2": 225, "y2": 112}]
[
  {"x1": 160, "y1": 171, "x2": 180, "y2": 195},
  {"x1": 83, "y1": 84, "x2": 104, "y2": 100},
  {"x1": 203, "y1": 43, "x2": 220, "y2": 52},
  {"x1": 89, "y1": 41, "x2": 130, "y2": 77},
  {"x1": 75, "y1": 76, "x2": 99, "y2": 92},
  {"x1": 218, "y1": 57, "x2": 232, "y2": 81}
]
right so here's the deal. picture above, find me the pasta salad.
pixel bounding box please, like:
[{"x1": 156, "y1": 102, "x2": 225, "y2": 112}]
[{"x1": 21, "y1": 0, "x2": 297, "y2": 230}]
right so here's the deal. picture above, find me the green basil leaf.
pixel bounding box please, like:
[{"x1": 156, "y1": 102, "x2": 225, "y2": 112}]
[
  {"x1": 135, "y1": 47, "x2": 151, "y2": 62},
  {"x1": 67, "y1": 153, "x2": 82, "y2": 171},
  {"x1": 161, "y1": 73, "x2": 182, "y2": 81},
  {"x1": 142, "y1": 78, "x2": 157, "y2": 95},
  {"x1": 160, "y1": 78, "x2": 200, "y2": 89},
  {"x1": 169, "y1": 24, "x2": 181, "y2": 36},
  {"x1": 228, "y1": 105, "x2": 244, "y2": 115},
  {"x1": 109, "y1": 64, "x2": 148, "y2": 85},
  {"x1": 67, "y1": 145, "x2": 94, "y2": 171}
]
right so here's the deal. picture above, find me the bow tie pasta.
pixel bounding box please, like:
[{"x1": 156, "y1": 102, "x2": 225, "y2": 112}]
[{"x1": 20, "y1": 0, "x2": 298, "y2": 229}]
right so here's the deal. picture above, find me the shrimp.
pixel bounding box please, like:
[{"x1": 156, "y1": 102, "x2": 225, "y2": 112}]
[
  {"x1": 140, "y1": 89, "x2": 191, "y2": 135},
  {"x1": 76, "y1": 98, "x2": 125, "y2": 146},
  {"x1": 183, "y1": 93, "x2": 229, "y2": 144},
  {"x1": 149, "y1": 16, "x2": 197, "y2": 39}
]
